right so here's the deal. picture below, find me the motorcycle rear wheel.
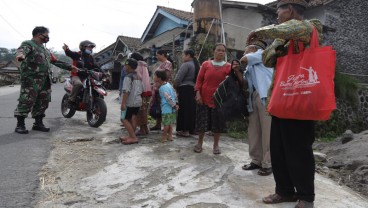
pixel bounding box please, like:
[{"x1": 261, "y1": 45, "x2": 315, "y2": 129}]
[
  {"x1": 61, "y1": 94, "x2": 76, "y2": 118},
  {"x1": 87, "y1": 97, "x2": 107, "y2": 127}
]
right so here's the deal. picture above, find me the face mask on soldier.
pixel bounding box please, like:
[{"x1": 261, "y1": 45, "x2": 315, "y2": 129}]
[{"x1": 39, "y1": 34, "x2": 50, "y2": 43}]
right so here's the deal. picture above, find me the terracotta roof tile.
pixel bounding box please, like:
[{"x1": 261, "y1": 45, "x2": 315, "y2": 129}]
[
  {"x1": 157, "y1": 6, "x2": 193, "y2": 21},
  {"x1": 118, "y1": 36, "x2": 141, "y2": 49}
]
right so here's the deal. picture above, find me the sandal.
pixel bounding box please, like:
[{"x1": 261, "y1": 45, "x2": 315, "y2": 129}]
[
  {"x1": 242, "y1": 162, "x2": 261, "y2": 170},
  {"x1": 193, "y1": 144, "x2": 202, "y2": 153},
  {"x1": 213, "y1": 147, "x2": 221, "y2": 155},
  {"x1": 258, "y1": 167, "x2": 272, "y2": 176},
  {"x1": 262, "y1": 193, "x2": 297, "y2": 204},
  {"x1": 160, "y1": 138, "x2": 167, "y2": 143}
]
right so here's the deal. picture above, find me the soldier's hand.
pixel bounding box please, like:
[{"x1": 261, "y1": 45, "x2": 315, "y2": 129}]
[
  {"x1": 62, "y1": 43, "x2": 69, "y2": 51},
  {"x1": 16, "y1": 54, "x2": 25, "y2": 62}
]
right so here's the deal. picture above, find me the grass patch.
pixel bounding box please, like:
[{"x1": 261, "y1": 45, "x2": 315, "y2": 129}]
[
  {"x1": 316, "y1": 137, "x2": 336, "y2": 142},
  {"x1": 226, "y1": 119, "x2": 248, "y2": 139}
]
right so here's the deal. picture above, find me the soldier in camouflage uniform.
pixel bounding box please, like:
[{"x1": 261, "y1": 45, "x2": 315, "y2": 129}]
[{"x1": 14, "y1": 26, "x2": 78, "y2": 134}]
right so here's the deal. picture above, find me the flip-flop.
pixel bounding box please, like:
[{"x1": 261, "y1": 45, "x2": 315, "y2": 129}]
[
  {"x1": 122, "y1": 138, "x2": 139, "y2": 145},
  {"x1": 193, "y1": 144, "x2": 202, "y2": 153}
]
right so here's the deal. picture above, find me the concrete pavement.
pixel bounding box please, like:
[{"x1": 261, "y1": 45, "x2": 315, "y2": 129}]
[{"x1": 35, "y1": 90, "x2": 368, "y2": 208}]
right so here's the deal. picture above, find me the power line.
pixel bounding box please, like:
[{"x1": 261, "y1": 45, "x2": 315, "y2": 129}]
[
  {"x1": 223, "y1": 22, "x2": 254, "y2": 31},
  {"x1": 0, "y1": 14, "x2": 26, "y2": 39}
]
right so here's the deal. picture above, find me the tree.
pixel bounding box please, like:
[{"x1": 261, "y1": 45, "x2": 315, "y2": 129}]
[{"x1": 0, "y1": 48, "x2": 16, "y2": 62}]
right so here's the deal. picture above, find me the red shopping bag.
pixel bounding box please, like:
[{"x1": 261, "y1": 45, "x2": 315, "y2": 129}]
[{"x1": 267, "y1": 27, "x2": 336, "y2": 120}]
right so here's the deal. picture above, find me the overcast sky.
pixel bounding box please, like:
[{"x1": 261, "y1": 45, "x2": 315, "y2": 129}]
[{"x1": 0, "y1": 0, "x2": 274, "y2": 52}]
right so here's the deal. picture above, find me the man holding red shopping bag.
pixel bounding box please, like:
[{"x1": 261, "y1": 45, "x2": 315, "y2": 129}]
[{"x1": 247, "y1": 0, "x2": 336, "y2": 207}]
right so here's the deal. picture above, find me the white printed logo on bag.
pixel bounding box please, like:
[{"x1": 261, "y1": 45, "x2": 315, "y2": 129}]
[{"x1": 279, "y1": 66, "x2": 319, "y2": 96}]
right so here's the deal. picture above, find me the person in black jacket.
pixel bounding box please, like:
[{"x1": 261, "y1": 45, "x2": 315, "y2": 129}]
[{"x1": 62, "y1": 40, "x2": 99, "y2": 105}]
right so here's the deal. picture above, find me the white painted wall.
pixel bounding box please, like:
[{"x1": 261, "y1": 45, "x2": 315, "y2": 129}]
[{"x1": 222, "y1": 8, "x2": 264, "y2": 51}]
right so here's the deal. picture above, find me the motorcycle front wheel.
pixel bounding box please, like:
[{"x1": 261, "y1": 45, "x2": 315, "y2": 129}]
[
  {"x1": 61, "y1": 94, "x2": 76, "y2": 118},
  {"x1": 87, "y1": 97, "x2": 107, "y2": 127}
]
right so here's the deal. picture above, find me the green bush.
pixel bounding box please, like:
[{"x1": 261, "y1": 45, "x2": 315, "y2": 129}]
[
  {"x1": 334, "y1": 65, "x2": 359, "y2": 108},
  {"x1": 315, "y1": 65, "x2": 362, "y2": 139},
  {"x1": 315, "y1": 110, "x2": 345, "y2": 139}
]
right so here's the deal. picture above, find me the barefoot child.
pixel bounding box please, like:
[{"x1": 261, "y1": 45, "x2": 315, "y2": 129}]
[
  {"x1": 154, "y1": 70, "x2": 178, "y2": 142},
  {"x1": 119, "y1": 58, "x2": 143, "y2": 145}
]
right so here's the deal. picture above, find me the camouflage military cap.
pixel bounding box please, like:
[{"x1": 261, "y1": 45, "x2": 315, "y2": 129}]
[{"x1": 277, "y1": 0, "x2": 309, "y2": 9}]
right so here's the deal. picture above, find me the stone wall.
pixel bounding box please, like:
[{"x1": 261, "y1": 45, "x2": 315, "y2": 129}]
[
  {"x1": 323, "y1": 0, "x2": 368, "y2": 83},
  {"x1": 335, "y1": 86, "x2": 368, "y2": 129}
]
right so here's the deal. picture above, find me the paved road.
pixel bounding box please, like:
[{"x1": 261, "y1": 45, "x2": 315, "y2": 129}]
[{"x1": 0, "y1": 84, "x2": 65, "y2": 208}]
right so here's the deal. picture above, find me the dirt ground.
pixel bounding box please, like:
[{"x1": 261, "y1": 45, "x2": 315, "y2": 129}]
[{"x1": 314, "y1": 130, "x2": 368, "y2": 198}]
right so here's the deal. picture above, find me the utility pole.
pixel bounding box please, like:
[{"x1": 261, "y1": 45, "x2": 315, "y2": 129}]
[{"x1": 172, "y1": 34, "x2": 175, "y2": 69}]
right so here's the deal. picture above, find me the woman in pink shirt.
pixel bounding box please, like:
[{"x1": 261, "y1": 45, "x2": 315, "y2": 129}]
[
  {"x1": 149, "y1": 50, "x2": 173, "y2": 131},
  {"x1": 193, "y1": 43, "x2": 232, "y2": 155}
]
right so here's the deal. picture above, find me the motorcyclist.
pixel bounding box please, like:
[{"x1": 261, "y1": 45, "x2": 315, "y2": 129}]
[{"x1": 62, "y1": 40, "x2": 100, "y2": 105}]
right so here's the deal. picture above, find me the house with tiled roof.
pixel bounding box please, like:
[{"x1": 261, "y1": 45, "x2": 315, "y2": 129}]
[
  {"x1": 94, "y1": 5, "x2": 193, "y2": 89},
  {"x1": 96, "y1": 0, "x2": 368, "y2": 88},
  {"x1": 138, "y1": 6, "x2": 193, "y2": 65},
  {"x1": 94, "y1": 36, "x2": 142, "y2": 89}
]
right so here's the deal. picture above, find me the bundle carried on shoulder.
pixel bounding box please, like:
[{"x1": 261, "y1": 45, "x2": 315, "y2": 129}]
[{"x1": 214, "y1": 71, "x2": 248, "y2": 121}]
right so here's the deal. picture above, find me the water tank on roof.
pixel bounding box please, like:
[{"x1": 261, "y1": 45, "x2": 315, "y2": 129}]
[
  {"x1": 192, "y1": 0, "x2": 221, "y2": 19},
  {"x1": 192, "y1": 0, "x2": 221, "y2": 34}
]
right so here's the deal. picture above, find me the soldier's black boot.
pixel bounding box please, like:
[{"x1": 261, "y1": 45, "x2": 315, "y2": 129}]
[
  {"x1": 15, "y1": 116, "x2": 29, "y2": 134},
  {"x1": 32, "y1": 115, "x2": 50, "y2": 132}
]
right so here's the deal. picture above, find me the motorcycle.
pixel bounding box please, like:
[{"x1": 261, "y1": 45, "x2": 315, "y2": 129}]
[{"x1": 61, "y1": 69, "x2": 107, "y2": 127}]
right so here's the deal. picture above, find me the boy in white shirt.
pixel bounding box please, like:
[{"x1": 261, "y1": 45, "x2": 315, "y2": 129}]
[{"x1": 119, "y1": 58, "x2": 143, "y2": 145}]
